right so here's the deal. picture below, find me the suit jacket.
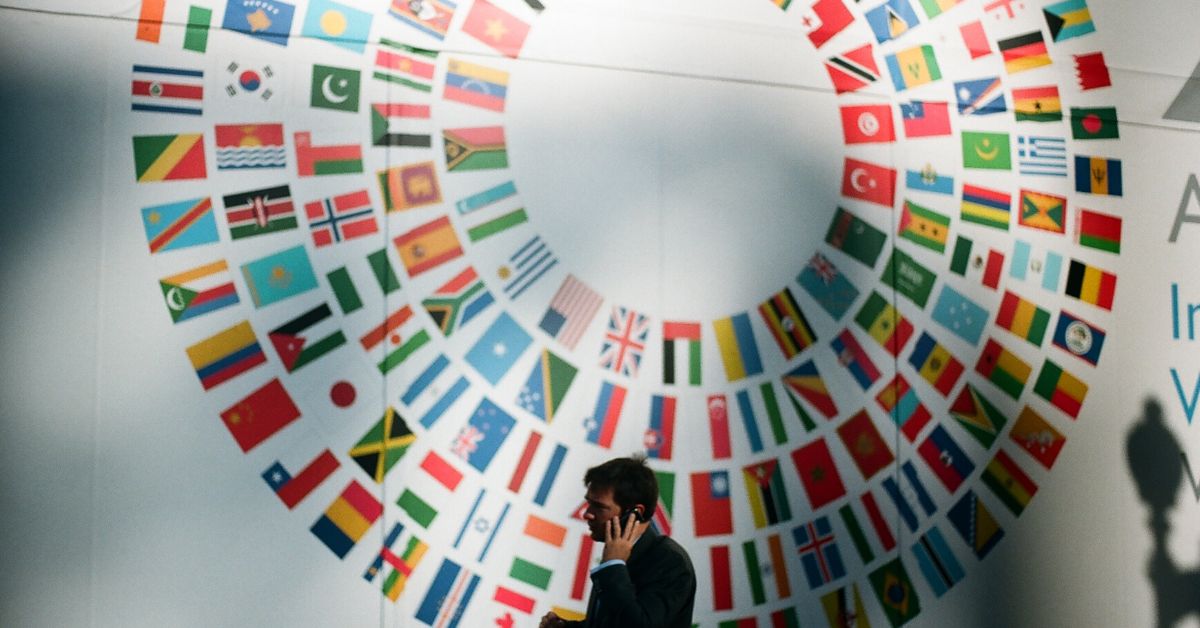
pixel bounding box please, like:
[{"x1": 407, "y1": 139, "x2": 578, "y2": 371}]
[{"x1": 565, "y1": 528, "x2": 696, "y2": 628}]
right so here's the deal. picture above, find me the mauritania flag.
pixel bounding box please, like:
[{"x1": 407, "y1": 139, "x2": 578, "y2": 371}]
[{"x1": 423, "y1": 266, "x2": 494, "y2": 336}]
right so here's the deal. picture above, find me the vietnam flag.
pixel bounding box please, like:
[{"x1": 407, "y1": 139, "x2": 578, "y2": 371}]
[{"x1": 462, "y1": 0, "x2": 530, "y2": 58}]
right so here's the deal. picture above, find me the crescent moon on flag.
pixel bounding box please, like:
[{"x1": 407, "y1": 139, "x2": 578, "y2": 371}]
[
  {"x1": 321, "y1": 74, "x2": 350, "y2": 104},
  {"x1": 165, "y1": 286, "x2": 187, "y2": 312},
  {"x1": 851, "y1": 167, "x2": 874, "y2": 193},
  {"x1": 857, "y1": 112, "x2": 879, "y2": 137},
  {"x1": 974, "y1": 140, "x2": 999, "y2": 161}
]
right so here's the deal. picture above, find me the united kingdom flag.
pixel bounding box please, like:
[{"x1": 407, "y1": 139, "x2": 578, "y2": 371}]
[{"x1": 598, "y1": 306, "x2": 649, "y2": 377}]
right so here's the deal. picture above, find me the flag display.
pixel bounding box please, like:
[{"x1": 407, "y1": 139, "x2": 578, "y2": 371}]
[
  {"x1": 960, "y1": 183, "x2": 1010, "y2": 230},
  {"x1": 962, "y1": 130, "x2": 1011, "y2": 170},
  {"x1": 1018, "y1": 189, "x2": 1067, "y2": 233},
  {"x1": 782, "y1": 360, "x2": 839, "y2": 419},
  {"x1": 461, "y1": 0, "x2": 530, "y2": 57},
  {"x1": 898, "y1": 199, "x2": 950, "y2": 252},
  {"x1": 311, "y1": 480, "x2": 383, "y2": 558},
  {"x1": 1010, "y1": 405, "x2": 1066, "y2": 468},
  {"x1": 1034, "y1": 358, "x2": 1089, "y2": 418},
  {"x1": 976, "y1": 337, "x2": 1032, "y2": 399},
  {"x1": 451, "y1": 398, "x2": 515, "y2": 472},
  {"x1": 374, "y1": 38, "x2": 437, "y2": 91},
  {"x1": 1076, "y1": 209, "x2": 1122, "y2": 254},
  {"x1": 1013, "y1": 85, "x2": 1062, "y2": 122},
  {"x1": 997, "y1": 31, "x2": 1051, "y2": 74},
  {"x1": 900, "y1": 100, "x2": 951, "y2": 137},
  {"x1": 132, "y1": 134, "x2": 206, "y2": 182},
  {"x1": 599, "y1": 306, "x2": 650, "y2": 377},
  {"x1": 1052, "y1": 310, "x2": 1106, "y2": 365},
  {"x1": 394, "y1": 216, "x2": 463, "y2": 277},
  {"x1": 539, "y1": 274, "x2": 602, "y2": 350},
  {"x1": 743, "y1": 458, "x2": 792, "y2": 528},
  {"x1": 241, "y1": 245, "x2": 319, "y2": 308},
  {"x1": 269, "y1": 303, "x2": 346, "y2": 372},
  {"x1": 1074, "y1": 155, "x2": 1123, "y2": 196},
  {"x1": 187, "y1": 321, "x2": 267, "y2": 390},
  {"x1": 948, "y1": 489, "x2": 1004, "y2": 558},
  {"x1": 370, "y1": 103, "x2": 432, "y2": 148},
  {"x1": 759, "y1": 287, "x2": 816, "y2": 359},
  {"x1": 886, "y1": 44, "x2": 942, "y2": 91},
  {"x1": 908, "y1": 331, "x2": 964, "y2": 396},
  {"x1": 691, "y1": 470, "x2": 733, "y2": 536},
  {"x1": 855, "y1": 290, "x2": 914, "y2": 356},
  {"x1": 842, "y1": 157, "x2": 897, "y2": 207},
  {"x1": 865, "y1": 0, "x2": 920, "y2": 43},
  {"x1": 423, "y1": 266, "x2": 494, "y2": 336},
  {"x1": 792, "y1": 438, "x2": 847, "y2": 509},
  {"x1": 1064, "y1": 258, "x2": 1117, "y2": 310},
  {"x1": 445, "y1": 58, "x2": 508, "y2": 111},
  {"x1": 142, "y1": 197, "x2": 218, "y2": 254},
  {"x1": 825, "y1": 43, "x2": 880, "y2": 94},
  {"x1": 378, "y1": 161, "x2": 442, "y2": 211},
  {"x1": 714, "y1": 312, "x2": 764, "y2": 381},
  {"x1": 302, "y1": 0, "x2": 372, "y2": 52},
  {"x1": 982, "y1": 450, "x2": 1038, "y2": 515},
  {"x1": 951, "y1": 384, "x2": 1009, "y2": 447},
  {"x1": 995, "y1": 290, "x2": 1051, "y2": 346},
  {"x1": 881, "y1": 248, "x2": 936, "y2": 308},
  {"x1": 837, "y1": 409, "x2": 894, "y2": 480},
  {"x1": 131, "y1": 65, "x2": 204, "y2": 115},
  {"x1": 159, "y1": 260, "x2": 238, "y2": 322},
  {"x1": 794, "y1": 516, "x2": 846, "y2": 589},
  {"x1": 955, "y1": 76, "x2": 1005, "y2": 115},
  {"x1": 305, "y1": 190, "x2": 376, "y2": 246},
  {"x1": 876, "y1": 374, "x2": 932, "y2": 441},
  {"x1": 918, "y1": 425, "x2": 975, "y2": 492},
  {"x1": 219, "y1": 377, "x2": 299, "y2": 451},
  {"x1": 832, "y1": 328, "x2": 881, "y2": 390},
  {"x1": 350, "y1": 407, "x2": 415, "y2": 483},
  {"x1": 662, "y1": 321, "x2": 701, "y2": 386},
  {"x1": 798, "y1": 252, "x2": 861, "y2": 321},
  {"x1": 826, "y1": 207, "x2": 887, "y2": 267}
]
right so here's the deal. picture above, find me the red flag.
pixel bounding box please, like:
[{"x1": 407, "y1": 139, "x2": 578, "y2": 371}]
[
  {"x1": 707, "y1": 394, "x2": 732, "y2": 459},
  {"x1": 836, "y1": 410, "x2": 894, "y2": 480},
  {"x1": 841, "y1": 157, "x2": 896, "y2": 207},
  {"x1": 792, "y1": 438, "x2": 847, "y2": 509},
  {"x1": 825, "y1": 43, "x2": 880, "y2": 94},
  {"x1": 900, "y1": 101, "x2": 951, "y2": 138},
  {"x1": 220, "y1": 378, "x2": 300, "y2": 453},
  {"x1": 462, "y1": 0, "x2": 530, "y2": 58},
  {"x1": 691, "y1": 470, "x2": 734, "y2": 537},
  {"x1": 959, "y1": 20, "x2": 991, "y2": 59},
  {"x1": 1075, "y1": 52, "x2": 1112, "y2": 91},
  {"x1": 710, "y1": 546, "x2": 733, "y2": 611},
  {"x1": 805, "y1": 0, "x2": 854, "y2": 49},
  {"x1": 840, "y1": 104, "x2": 896, "y2": 144},
  {"x1": 420, "y1": 450, "x2": 464, "y2": 490}
]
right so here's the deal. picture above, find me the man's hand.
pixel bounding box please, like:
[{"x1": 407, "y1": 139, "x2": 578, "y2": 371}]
[
  {"x1": 539, "y1": 611, "x2": 566, "y2": 628},
  {"x1": 601, "y1": 512, "x2": 647, "y2": 562}
]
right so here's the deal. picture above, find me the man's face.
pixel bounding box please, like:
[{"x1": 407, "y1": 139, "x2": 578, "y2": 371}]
[{"x1": 583, "y1": 485, "x2": 621, "y2": 542}]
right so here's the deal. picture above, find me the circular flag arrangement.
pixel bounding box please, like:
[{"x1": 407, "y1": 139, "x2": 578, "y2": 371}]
[{"x1": 128, "y1": 0, "x2": 1122, "y2": 625}]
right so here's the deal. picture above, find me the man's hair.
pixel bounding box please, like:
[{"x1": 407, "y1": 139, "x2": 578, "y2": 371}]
[{"x1": 584, "y1": 456, "x2": 658, "y2": 519}]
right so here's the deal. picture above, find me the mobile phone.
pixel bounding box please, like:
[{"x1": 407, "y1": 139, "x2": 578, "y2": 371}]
[{"x1": 618, "y1": 506, "x2": 645, "y2": 533}]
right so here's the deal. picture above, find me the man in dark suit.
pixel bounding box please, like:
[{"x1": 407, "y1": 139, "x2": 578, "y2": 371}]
[{"x1": 540, "y1": 456, "x2": 696, "y2": 628}]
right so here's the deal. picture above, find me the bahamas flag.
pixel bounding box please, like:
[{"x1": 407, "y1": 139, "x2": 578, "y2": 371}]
[
  {"x1": 1044, "y1": 0, "x2": 1095, "y2": 42},
  {"x1": 444, "y1": 126, "x2": 508, "y2": 171}
]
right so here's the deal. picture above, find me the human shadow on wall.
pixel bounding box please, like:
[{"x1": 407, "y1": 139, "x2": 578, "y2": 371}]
[{"x1": 1126, "y1": 397, "x2": 1200, "y2": 628}]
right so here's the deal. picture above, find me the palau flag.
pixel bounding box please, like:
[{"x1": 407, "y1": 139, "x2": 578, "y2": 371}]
[{"x1": 301, "y1": 0, "x2": 372, "y2": 53}]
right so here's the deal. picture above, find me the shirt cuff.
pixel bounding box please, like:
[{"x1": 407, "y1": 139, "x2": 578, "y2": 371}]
[{"x1": 590, "y1": 559, "x2": 626, "y2": 575}]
